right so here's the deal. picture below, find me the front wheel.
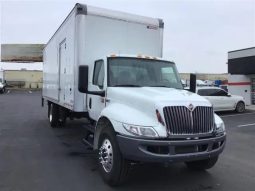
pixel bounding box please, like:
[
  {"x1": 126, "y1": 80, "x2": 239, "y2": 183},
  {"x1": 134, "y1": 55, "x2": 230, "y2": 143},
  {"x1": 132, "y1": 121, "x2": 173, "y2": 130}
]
[
  {"x1": 185, "y1": 156, "x2": 218, "y2": 170},
  {"x1": 98, "y1": 125, "x2": 130, "y2": 186},
  {"x1": 235, "y1": 101, "x2": 245, "y2": 113}
]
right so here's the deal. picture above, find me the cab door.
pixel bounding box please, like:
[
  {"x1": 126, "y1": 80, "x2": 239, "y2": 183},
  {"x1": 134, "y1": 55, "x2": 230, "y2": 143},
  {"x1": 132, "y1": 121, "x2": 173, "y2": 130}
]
[{"x1": 87, "y1": 60, "x2": 106, "y2": 121}]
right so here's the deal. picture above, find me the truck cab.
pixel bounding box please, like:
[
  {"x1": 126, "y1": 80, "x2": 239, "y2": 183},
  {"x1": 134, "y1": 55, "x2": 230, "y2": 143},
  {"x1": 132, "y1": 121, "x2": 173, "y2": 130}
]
[{"x1": 78, "y1": 55, "x2": 226, "y2": 185}]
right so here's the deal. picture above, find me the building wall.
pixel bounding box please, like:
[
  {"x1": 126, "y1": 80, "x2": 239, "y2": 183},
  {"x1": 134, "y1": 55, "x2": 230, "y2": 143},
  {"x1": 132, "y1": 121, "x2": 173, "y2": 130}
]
[
  {"x1": 228, "y1": 47, "x2": 255, "y2": 105},
  {"x1": 228, "y1": 74, "x2": 252, "y2": 105},
  {"x1": 4, "y1": 70, "x2": 43, "y2": 89}
]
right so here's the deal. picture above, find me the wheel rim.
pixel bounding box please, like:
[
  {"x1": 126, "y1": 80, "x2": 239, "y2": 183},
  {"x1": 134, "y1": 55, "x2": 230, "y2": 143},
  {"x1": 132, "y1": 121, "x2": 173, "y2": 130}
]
[
  {"x1": 49, "y1": 106, "x2": 53, "y2": 122},
  {"x1": 238, "y1": 103, "x2": 245, "y2": 112},
  {"x1": 99, "y1": 138, "x2": 113, "y2": 173}
]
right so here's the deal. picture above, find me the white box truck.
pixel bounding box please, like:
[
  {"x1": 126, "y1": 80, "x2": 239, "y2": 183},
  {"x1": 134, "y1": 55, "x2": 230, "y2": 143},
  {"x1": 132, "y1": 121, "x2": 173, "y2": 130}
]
[{"x1": 42, "y1": 3, "x2": 226, "y2": 186}]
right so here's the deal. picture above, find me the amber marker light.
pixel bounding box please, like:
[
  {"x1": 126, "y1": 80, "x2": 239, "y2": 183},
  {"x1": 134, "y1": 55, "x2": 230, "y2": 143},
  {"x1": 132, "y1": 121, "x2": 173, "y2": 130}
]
[{"x1": 156, "y1": 109, "x2": 165, "y2": 126}]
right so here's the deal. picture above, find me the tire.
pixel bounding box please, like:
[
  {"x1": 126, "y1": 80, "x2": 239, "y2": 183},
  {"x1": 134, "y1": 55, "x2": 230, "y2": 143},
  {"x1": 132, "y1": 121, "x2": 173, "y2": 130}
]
[
  {"x1": 58, "y1": 107, "x2": 67, "y2": 126},
  {"x1": 185, "y1": 156, "x2": 218, "y2": 170},
  {"x1": 49, "y1": 103, "x2": 59, "y2": 128},
  {"x1": 235, "y1": 101, "x2": 245, "y2": 113},
  {"x1": 98, "y1": 124, "x2": 130, "y2": 186}
]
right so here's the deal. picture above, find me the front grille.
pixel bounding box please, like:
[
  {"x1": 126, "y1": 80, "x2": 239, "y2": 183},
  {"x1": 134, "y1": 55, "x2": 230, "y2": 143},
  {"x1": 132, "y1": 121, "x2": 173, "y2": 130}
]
[{"x1": 163, "y1": 106, "x2": 214, "y2": 135}]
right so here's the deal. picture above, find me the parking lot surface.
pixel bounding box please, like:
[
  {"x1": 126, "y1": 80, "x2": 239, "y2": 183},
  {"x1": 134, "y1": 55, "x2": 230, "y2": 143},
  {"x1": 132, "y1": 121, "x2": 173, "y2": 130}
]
[{"x1": 0, "y1": 91, "x2": 255, "y2": 191}]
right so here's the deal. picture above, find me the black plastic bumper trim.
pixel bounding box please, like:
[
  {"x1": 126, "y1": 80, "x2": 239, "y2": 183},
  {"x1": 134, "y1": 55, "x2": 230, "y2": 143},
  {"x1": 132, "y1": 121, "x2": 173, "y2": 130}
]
[{"x1": 117, "y1": 134, "x2": 226, "y2": 163}]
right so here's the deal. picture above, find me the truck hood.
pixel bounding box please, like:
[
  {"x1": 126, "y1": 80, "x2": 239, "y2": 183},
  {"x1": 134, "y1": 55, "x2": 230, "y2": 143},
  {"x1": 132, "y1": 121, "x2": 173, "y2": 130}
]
[{"x1": 107, "y1": 87, "x2": 212, "y2": 125}]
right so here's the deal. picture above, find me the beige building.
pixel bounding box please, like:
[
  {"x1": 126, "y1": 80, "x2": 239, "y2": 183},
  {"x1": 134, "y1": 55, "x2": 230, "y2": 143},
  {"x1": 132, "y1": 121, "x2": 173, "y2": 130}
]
[
  {"x1": 180, "y1": 73, "x2": 228, "y2": 81},
  {"x1": 1, "y1": 44, "x2": 44, "y2": 62},
  {"x1": 1, "y1": 44, "x2": 44, "y2": 89},
  {"x1": 5, "y1": 70, "x2": 43, "y2": 89}
]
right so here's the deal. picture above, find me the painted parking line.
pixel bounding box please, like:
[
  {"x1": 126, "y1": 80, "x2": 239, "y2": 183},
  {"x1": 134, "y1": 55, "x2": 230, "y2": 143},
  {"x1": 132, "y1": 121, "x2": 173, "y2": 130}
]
[
  {"x1": 237, "y1": 123, "x2": 255, "y2": 128},
  {"x1": 220, "y1": 112, "x2": 255, "y2": 118}
]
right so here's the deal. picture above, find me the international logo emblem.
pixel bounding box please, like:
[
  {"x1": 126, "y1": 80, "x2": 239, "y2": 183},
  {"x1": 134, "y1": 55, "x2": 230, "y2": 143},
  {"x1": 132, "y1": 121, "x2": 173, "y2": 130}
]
[{"x1": 188, "y1": 103, "x2": 194, "y2": 111}]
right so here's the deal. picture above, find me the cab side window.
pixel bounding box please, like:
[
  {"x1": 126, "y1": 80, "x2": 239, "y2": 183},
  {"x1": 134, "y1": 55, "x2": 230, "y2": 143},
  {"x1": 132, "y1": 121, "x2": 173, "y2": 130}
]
[{"x1": 93, "y1": 60, "x2": 104, "y2": 89}]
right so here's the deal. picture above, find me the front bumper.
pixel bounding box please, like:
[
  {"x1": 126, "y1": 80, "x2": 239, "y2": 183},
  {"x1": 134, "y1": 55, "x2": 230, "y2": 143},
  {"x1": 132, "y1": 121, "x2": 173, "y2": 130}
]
[{"x1": 117, "y1": 134, "x2": 226, "y2": 163}]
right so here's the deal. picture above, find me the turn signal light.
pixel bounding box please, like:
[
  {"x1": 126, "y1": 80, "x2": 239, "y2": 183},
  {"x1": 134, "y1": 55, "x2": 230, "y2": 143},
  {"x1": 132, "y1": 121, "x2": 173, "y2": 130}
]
[{"x1": 156, "y1": 109, "x2": 165, "y2": 126}]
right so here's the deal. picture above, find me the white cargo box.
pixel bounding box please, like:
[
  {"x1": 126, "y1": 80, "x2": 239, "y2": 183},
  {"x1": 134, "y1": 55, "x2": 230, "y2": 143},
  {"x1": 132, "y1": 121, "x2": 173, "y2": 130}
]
[{"x1": 43, "y1": 3, "x2": 164, "y2": 112}]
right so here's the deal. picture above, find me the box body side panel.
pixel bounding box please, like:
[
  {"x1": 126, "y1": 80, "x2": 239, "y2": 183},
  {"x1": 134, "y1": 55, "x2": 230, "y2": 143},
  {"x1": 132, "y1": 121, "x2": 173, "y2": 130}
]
[{"x1": 43, "y1": 11, "x2": 80, "y2": 111}]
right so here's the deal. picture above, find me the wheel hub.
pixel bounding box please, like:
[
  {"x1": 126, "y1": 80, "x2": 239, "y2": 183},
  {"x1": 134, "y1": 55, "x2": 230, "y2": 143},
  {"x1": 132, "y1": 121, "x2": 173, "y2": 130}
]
[{"x1": 99, "y1": 139, "x2": 113, "y2": 173}]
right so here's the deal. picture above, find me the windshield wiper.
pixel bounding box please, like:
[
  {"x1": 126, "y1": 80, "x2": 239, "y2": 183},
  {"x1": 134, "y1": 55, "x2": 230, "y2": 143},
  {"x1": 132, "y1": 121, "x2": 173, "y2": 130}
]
[{"x1": 112, "y1": 84, "x2": 141, "y2": 87}]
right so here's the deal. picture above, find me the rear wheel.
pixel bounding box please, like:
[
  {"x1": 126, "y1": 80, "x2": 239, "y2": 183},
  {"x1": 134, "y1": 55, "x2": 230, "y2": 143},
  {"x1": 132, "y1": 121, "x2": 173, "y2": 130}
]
[
  {"x1": 235, "y1": 101, "x2": 245, "y2": 113},
  {"x1": 98, "y1": 125, "x2": 130, "y2": 186},
  {"x1": 58, "y1": 107, "x2": 67, "y2": 126},
  {"x1": 185, "y1": 156, "x2": 218, "y2": 170},
  {"x1": 49, "y1": 103, "x2": 59, "y2": 128}
]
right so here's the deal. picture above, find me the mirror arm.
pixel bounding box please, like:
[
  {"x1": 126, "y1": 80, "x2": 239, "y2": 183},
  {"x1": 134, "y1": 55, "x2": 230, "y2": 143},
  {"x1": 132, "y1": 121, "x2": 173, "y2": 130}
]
[{"x1": 86, "y1": 90, "x2": 105, "y2": 97}]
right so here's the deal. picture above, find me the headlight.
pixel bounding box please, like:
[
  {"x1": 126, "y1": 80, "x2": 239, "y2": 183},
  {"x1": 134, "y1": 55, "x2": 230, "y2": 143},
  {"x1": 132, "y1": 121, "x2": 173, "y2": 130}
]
[
  {"x1": 122, "y1": 123, "x2": 158, "y2": 137},
  {"x1": 0, "y1": 84, "x2": 3, "y2": 88},
  {"x1": 216, "y1": 122, "x2": 225, "y2": 133}
]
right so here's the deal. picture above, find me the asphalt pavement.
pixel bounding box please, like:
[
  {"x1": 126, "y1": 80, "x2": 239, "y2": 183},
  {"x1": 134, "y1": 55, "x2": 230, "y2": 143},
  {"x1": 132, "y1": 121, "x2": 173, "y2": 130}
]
[{"x1": 0, "y1": 90, "x2": 255, "y2": 191}]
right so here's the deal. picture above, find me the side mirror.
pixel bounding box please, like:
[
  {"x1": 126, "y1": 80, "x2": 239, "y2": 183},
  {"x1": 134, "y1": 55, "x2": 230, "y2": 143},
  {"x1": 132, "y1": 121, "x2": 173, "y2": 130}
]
[
  {"x1": 78, "y1": 65, "x2": 105, "y2": 97},
  {"x1": 227, "y1": 93, "x2": 231, "y2": 97},
  {"x1": 78, "y1": 65, "x2": 89, "y2": 93},
  {"x1": 189, "y1": 73, "x2": 196, "y2": 93}
]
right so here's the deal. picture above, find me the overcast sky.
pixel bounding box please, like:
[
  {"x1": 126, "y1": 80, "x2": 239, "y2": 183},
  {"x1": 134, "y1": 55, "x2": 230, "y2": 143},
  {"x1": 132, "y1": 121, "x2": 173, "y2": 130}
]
[{"x1": 0, "y1": 0, "x2": 255, "y2": 73}]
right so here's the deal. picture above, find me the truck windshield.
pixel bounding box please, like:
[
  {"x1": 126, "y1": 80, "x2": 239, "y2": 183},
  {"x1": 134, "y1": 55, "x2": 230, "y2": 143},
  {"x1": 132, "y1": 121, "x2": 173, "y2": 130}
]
[{"x1": 108, "y1": 57, "x2": 183, "y2": 89}]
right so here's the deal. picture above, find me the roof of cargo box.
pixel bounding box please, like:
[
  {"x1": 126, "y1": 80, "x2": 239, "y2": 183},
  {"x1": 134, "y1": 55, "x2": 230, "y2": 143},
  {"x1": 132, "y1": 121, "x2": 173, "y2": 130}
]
[
  {"x1": 45, "y1": 3, "x2": 163, "y2": 49},
  {"x1": 107, "y1": 54, "x2": 167, "y2": 61},
  {"x1": 80, "y1": 4, "x2": 163, "y2": 28}
]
